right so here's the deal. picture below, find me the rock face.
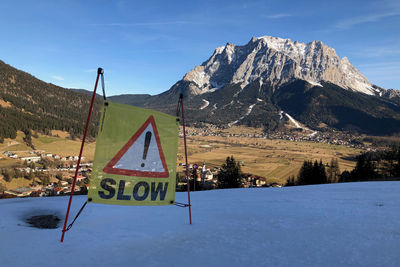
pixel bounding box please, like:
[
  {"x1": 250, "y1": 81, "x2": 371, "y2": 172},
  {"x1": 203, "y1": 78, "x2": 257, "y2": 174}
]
[
  {"x1": 108, "y1": 36, "x2": 400, "y2": 135},
  {"x1": 382, "y1": 88, "x2": 400, "y2": 105},
  {"x1": 182, "y1": 36, "x2": 377, "y2": 95},
  {"x1": 383, "y1": 88, "x2": 400, "y2": 99}
]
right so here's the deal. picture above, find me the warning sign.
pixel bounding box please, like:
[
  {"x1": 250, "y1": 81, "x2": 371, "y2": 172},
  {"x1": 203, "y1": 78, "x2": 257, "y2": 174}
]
[
  {"x1": 87, "y1": 102, "x2": 179, "y2": 206},
  {"x1": 103, "y1": 115, "x2": 169, "y2": 178}
]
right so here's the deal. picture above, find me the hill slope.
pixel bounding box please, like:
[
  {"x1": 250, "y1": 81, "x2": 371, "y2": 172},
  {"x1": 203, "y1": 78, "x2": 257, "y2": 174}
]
[
  {"x1": 1, "y1": 182, "x2": 399, "y2": 266},
  {"x1": 0, "y1": 60, "x2": 101, "y2": 141},
  {"x1": 111, "y1": 79, "x2": 400, "y2": 135}
]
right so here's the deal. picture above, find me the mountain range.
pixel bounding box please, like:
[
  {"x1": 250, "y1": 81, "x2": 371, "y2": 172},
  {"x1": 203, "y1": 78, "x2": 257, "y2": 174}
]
[
  {"x1": 109, "y1": 36, "x2": 400, "y2": 135},
  {"x1": 1, "y1": 36, "x2": 400, "y2": 141}
]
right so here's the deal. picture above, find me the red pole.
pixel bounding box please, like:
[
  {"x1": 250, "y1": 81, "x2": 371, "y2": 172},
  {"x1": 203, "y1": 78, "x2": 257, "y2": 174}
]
[
  {"x1": 180, "y1": 94, "x2": 192, "y2": 225},
  {"x1": 60, "y1": 68, "x2": 102, "y2": 242}
]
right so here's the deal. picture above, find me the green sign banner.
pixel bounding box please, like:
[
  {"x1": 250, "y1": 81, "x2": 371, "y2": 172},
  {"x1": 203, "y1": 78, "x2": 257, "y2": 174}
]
[{"x1": 88, "y1": 102, "x2": 179, "y2": 205}]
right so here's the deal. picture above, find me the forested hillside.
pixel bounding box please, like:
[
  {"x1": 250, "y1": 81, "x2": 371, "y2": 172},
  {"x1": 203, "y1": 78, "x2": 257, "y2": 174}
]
[{"x1": 0, "y1": 60, "x2": 101, "y2": 142}]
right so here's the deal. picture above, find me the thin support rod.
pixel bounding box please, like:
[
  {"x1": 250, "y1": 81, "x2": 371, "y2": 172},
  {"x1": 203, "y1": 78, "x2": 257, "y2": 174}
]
[
  {"x1": 60, "y1": 68, "x2": 102, "y2": 242},
  {"x1": 180, "y1": 94, "x2": 192, "y2": 225},
  {"x1": 100, "y1": 71, "x2": 106, "y2": 100}
]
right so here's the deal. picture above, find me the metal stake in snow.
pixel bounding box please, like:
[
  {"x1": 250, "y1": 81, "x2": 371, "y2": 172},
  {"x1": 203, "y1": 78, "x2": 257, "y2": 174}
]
[
  {"x1": 60, "y1": 68, "x2": 103, "y2": 243},
  {"x1": 177, "y1": 94, "x2": 192, "y2": 224}
]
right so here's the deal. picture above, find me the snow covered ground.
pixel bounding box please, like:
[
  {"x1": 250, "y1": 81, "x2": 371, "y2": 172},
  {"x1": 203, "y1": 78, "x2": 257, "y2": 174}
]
[{"x1": 1, "y1": 182, "x2": 400, "y2": 267}]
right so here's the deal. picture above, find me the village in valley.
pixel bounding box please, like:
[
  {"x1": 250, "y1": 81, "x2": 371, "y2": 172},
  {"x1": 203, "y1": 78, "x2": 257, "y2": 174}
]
[
  {"x1": 184, "y1": 123, "x2": 376, "y2": 151},
  {"x1": 0, "y1": 125, "x2": 301, "y2": 199},
  {"x1": 1, "y1": 149, "x2": 91, "y2": 198},
  {"x1": 0, "y1": 147, "x2": 281, "y2": 199}
]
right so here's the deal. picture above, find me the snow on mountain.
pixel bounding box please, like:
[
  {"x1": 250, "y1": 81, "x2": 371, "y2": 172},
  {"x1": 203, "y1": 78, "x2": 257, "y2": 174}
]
[
  {"x1": 1, "y1": 182, "x2": 400, "y2": 266},
  {"x1": 281, "y1": 111, "x2": 318, "y2": 136},
  {"x1": 182, "y1": 36, "x2": 378, "y2": 95},
  {"x1": 228, "y1": 103, "x2": 256, "y2": 126},
  {"x1": 200, "y1": 99, "x2": 210, "y2": 110},
  {"x1": 283, "y1": 111, "x2": 303, "y2": 128}
]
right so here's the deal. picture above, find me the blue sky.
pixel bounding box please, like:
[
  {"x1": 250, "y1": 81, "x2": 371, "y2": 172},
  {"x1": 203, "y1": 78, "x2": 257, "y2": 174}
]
[{"x1": 0, "y1": 0, "x2": 399, "y2": 96}]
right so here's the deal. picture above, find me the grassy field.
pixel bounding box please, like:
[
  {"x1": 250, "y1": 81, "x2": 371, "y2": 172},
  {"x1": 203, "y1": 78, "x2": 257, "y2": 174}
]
[
  {"x1": 32, "y1": 135, "x2": 96, "y2": 160},
  {"x1": 1, "y1": 127, "x2": 363, "y2": 187},
  {"x1": 0, "y1": 177, "x2": 32, "y2": 190},
  {"x1": 177, "y1": 126, "x2": 362, "y2": 184},
  {"x1": 0, "y1": 131, "x2": 96, "y2": 161},
  {"x1": 0, "y1": 131, "x2": 96, "y2": 190},
  {"x1": 0, "y1": 176, "x2": 59, "y2": 192}
]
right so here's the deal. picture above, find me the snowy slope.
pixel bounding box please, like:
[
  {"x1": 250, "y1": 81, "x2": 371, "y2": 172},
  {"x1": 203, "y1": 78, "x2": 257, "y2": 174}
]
[{"x1": 1, "y1": 182, "x2": 400, "y2": 267}]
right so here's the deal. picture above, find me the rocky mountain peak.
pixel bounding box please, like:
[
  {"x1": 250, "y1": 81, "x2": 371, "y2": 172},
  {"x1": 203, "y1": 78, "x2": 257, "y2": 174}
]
[{"x1": 181, "y1": 36, "x2": 378, "y2": 96}]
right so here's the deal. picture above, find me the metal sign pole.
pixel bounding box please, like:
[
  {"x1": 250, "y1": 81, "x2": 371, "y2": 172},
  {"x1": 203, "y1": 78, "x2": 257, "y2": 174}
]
[{"x1": 60, "y1": 68, "x2": 103, "y2": 242}]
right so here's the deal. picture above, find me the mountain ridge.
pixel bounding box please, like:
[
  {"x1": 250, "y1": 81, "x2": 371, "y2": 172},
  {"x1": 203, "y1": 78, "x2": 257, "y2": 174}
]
[
  {"x1": 107, "y1": 36, "x2": 400, "y2": 135},
  {"x1": 180, "y1": 36, "x2": 380, "y2": 96}
]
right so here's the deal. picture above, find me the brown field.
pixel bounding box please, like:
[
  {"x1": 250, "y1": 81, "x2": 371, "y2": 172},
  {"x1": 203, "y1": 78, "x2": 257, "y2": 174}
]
[
  {"x1": 0, "y1": 177, "x2": 33, "y2": 190},
  {"x1": 0, "y1": 176, "x2": 58, "y2": 191},
  {"x1": 177, "y1": 126, "x2": 362, "y2": 184},
  {"x1": 0, "y1": 131, "x2": 96, "y2": 161},
  {"x1": 32, "y1": 134, "x2": 96, "y2": 160},
  {"x1": 50, "y1": 130, "x2": 70, "y2": 138}
]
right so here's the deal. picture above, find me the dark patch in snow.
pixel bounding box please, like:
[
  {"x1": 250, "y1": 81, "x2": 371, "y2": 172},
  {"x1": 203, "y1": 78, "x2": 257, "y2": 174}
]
[{"x1": 26, "y1": 215, "x2": 60, "y2": 229}]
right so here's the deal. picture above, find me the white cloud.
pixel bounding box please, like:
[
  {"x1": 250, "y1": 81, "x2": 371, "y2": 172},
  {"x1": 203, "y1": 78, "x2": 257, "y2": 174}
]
[
  {"x1": 357, "y1": 61, "x2": 400, "y2": 87},
  {"x1": 350, "y1": 44, "x2": 400, "y2": 58},
  {"x1": 52, "y1": 75, "x2": 64, "y2": 81},
  {"x1": 334, "y1": 11, "x2": 400, "y2": 29},
  {"x1": 358, "y1": 61, "x2": 400, "y2": 68},
  {"x1": 264, "y1": 13, "x2": 292, "y2": 19}
]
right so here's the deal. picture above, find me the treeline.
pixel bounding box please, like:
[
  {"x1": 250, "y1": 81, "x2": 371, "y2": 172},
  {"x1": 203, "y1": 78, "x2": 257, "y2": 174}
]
[
  {"x1": 341, "y1": 146, "x2": 400, "y2": 182},
  {"x1": 286, "y1": 146, "x2": 400, "y2": 186},
  {"x1": 0, "y1": 166, "x2": 47, "y2": 185},
  {"x1": 0, "y1": 60, "x2": 101, "y2": 142}
]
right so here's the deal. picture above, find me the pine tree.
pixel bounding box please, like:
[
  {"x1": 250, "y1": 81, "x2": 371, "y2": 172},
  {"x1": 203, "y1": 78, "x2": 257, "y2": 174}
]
[
  {"x1": 29, "y1": 171, "x2": 35, "y2": 186},
  {"x1": 0, "y1": 183, "x2": 6, "y2": 193},
  {"x1": 285, "y1": 175, "x2": 296, "y2": 186},
  {"x1": 351, "y1": 153, "x2": 378, "y2": 181},
  {"x1": 297, "y1": 160, "x2": 327, "y2": 185},
  {"x1": 217, "y1": 156, "x2": 242, "y2": 188},
  {"x1": 297, "y1": 160, "x2": 313, "y2": 185},
  {"x1": 318, "y1": 160, "x2": 327, "y2": 184},
  {"x1": 327, "y1": 158, "x2": 340, "y2": 183},
  {"x1": 3, "y1": 169, "x2": 14, "y2": 182},
  {"x1": 191, "y1": 168, "x2": 200, "y2": 191}
]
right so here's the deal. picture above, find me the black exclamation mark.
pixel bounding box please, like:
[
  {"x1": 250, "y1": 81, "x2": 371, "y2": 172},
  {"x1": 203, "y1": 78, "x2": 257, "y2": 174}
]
[{"x1": 141, "y1": 131, "x2": 152, "y2": 167}]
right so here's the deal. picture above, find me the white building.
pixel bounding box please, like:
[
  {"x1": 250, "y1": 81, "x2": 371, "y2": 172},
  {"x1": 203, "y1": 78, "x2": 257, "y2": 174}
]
[{"x1": 20, "y1": 156, "x2": 41, "y2": 163}]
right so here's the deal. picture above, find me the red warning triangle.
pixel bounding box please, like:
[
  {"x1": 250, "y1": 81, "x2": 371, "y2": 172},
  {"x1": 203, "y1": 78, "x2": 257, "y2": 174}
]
[{"x1": 103, "y1": 115, "x2": 169, "y2": 178}]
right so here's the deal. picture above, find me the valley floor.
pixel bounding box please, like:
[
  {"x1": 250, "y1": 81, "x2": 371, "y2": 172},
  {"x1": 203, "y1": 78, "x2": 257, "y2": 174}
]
[
  {"x1": 180, "y1": 134, "x2": 361, "y2": 183},
  {"x1": 0, "y1": 182, "x2": 399, "y2": 266},
  {"x1": 1, "y1": 128, "x2": 363, "y2": 190}
]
